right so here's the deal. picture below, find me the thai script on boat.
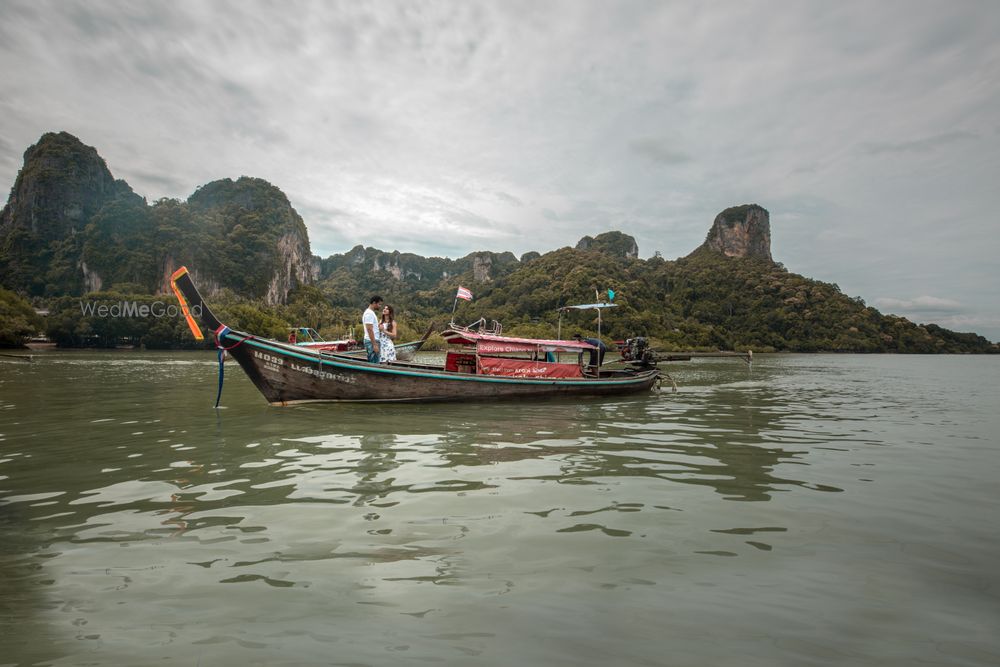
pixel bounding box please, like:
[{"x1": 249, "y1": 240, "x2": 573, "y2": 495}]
[{"x1": 290, "y1": 361, "x2": 356, "y2": 383}]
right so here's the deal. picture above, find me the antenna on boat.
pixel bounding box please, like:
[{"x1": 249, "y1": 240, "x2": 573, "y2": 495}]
[{"x1": 557, "y1": 302, "x2": 618, "y2": 339}]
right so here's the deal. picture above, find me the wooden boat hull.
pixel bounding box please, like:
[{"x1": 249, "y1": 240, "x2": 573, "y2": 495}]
[{"x1": 224, "y1": 331, "x2": 660, "y2": 404}]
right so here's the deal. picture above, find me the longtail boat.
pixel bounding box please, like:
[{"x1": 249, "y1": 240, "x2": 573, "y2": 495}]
[{"x1": 170, "y1": 267, "x2": 661, "y2": 405}]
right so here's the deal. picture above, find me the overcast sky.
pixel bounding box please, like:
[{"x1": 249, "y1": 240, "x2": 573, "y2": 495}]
[{"x1": 2, "y1": 0, "x2": 998, "y2": 340}]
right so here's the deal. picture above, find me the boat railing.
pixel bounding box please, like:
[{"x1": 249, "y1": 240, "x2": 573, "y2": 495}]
[
  {"x1": 289, "y1": 327, "x2": 325, "y2": 344},
  {"x1": 449, "y1": 318, "x2": 503, "y2": 336}
]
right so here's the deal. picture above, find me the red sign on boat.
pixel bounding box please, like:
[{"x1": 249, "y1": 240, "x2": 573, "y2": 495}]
[{"x1": 478, "y1": 356, "x2": 583, "y2": 378}]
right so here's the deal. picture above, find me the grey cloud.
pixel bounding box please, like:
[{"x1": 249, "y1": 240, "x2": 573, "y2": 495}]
[
  {"x1": 0, "y1": 2, "x2": 38, "y2": 49},
  {"x1": 861, "y1": 131, "x2": 977, "y2": 156},
  {"x1": 123, "y1": 169, "x2": 191, "y2": 198},
  {"x1": 0, "y1": 136, "x2": 16, "y2": 164},
  {"x1": 769, "y1": 195, "x2": 840, "y2": 221},
  {"x1": 630, "y1": 138, "x2": 692, "y2": 165},
  {"x1": 299, "y1": 203, "x2": 353, "y2": 221},
  {"x1": 495, "y1": 191, "x2": 523, "y2": 207},
  {"x1": 66, "y1": 1, "x2": 188, "y2": 39}
]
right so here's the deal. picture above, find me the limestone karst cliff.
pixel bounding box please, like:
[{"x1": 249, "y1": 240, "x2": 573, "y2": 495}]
[
  {"x1": 0, "y1": 132, "x2": 140, "y2": 240},
  {"x1": 0, "y1": 132, "x2": 142, "y2": 294},
  {"x1": 183, "y1": 177, "x2": 314, "y2": 305},
  {"x1": 697, "y1": 204, "x2": 772, "y2": 261},
  {"x1": 316, "y1": 246, "x2": 520, "y2": 289},
  {"x1": 575, "y1": 231, "x2": 639, "y2": 259},
  {"x1": 0, "y1": 133, "x2": 313, "y2": 303}
]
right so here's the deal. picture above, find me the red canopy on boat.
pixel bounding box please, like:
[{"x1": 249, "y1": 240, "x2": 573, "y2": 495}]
[{"x1": 442, "y1": 329, "x2": 597, "y2": 354}]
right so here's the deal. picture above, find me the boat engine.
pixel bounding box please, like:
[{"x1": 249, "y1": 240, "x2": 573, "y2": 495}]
[{"x1": 619, "y1": 337, "x2": 654, "y2": 365}]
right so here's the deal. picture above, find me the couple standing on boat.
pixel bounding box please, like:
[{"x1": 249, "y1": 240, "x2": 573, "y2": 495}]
[{"x1": 362, "y1": 295, "x2": 397, "y2": 363}]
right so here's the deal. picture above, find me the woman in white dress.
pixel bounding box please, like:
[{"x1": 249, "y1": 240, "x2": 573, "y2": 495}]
[{"x1": 378, "y1": 305, "x2": 397, "y2": 363}]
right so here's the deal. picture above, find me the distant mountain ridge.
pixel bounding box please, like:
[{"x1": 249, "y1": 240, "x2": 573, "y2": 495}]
[{"x1": 0, "y1": 131, "x2": 995, "y2": 352}]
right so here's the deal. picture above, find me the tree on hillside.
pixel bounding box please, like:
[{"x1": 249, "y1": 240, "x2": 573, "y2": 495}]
[{"x1": 0, "y1": 288, "x2": 43, "y2": 347}]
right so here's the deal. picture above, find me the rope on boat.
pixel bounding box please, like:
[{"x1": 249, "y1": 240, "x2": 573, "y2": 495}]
[
  {"x1": 212, "y1": 325, "x2": 253, "y2": 408},
  {"x1": 660, "y1": 372, "x2": 678, "y2": 393},
  {"x1": 215, "y1": 347, "x2": 225, "y2": 408}
]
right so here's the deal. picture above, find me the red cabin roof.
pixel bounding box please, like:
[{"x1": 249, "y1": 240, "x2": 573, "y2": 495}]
[{"x1": 441, "y1": 329, "x2": 597, "y2": 354}]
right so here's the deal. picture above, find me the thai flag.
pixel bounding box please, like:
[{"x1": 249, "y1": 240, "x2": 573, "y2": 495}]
[{"x1": 456, "y1": 286, "x2": 473, "y2": 301}]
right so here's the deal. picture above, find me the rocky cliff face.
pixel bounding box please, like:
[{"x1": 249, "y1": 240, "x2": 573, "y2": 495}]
[
  {"x1": 185, "y1": 177, "x2": 315, "y2": 305},
  {"x1": 0, "y1": 132, "x2": 140, "y2": 240},
  {"x1": 576, "y1": 231, "x2": 639, "y2": 259},
  {"x1": 81, "y1": 261, "x2": 103, "y2": 293},
  {"x1": 265, "y1": 227, "x2": 314, "y2": 304},
  {"x1": 472, "y1": 253, "x2": 495, "y2": 283},
  {"x1": 699, "y1": 204, "x2": 772, "y2": 261},
  {"x1": 371, "y1": 251, "x2": 425, "y2": 281},
  {"x1": 0, "y1": 133, "x2": 316, "y2": 302},
  {"x1": 156, "y1": 258, "x2": 220, "y2": 301},
  {"x1": 318, "y1": 247, "x2": 520, "y2": 289},
  {"x1": 0, "y1": 132, "x2": 142, "y2": 294},
  {"x1": 520, "y1": 251, "x2": 541, "y2": 263}
]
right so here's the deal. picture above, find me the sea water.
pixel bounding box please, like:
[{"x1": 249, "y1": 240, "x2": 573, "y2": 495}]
[{"x1": 1, "y1": 351, "x2": 997, "y2": 666}]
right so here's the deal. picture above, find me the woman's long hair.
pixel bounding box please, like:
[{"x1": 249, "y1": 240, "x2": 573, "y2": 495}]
[{"x1": 381, "y1": 305, "x2": 395, "y2": 326}]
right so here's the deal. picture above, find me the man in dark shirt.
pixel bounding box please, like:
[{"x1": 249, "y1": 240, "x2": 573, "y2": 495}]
[{"x1": 573, "y1": 333, "x2": 607, "y2": 367}]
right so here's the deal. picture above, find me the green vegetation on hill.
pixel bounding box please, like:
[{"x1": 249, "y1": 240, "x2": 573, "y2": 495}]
[
  {"x1": 657, "y1": 251, "x2": 968, "y2": 352},
  {"x1": 0, "y1": 131, "x2": 142, "y2": 295},
  {"x1": 187, "y1": 177, "x2": 312, "y2": 298},
  {"x1": 0, "y1": 288, "x2": 43, "y2": 347},
  {"x1": 575, "y1": 231, "x2": 639, "y2": 258},
  {"x1": 437, "y1": 248, "x2": 996, "y2": 353},
  {"x1": 44, "y1": 291, "x2": 198, "y2": 349},
  {"x1": 717, "y1": 204, "x2": 757, "y2": 226},
  {"x1": 73, "y1": 177, "x2": 312, "y2": 300}
]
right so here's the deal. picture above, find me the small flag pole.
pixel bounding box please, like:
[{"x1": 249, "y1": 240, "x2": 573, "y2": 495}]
[{"x1": 452, "y1": 286, "x2": 473, "y2": 325}]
